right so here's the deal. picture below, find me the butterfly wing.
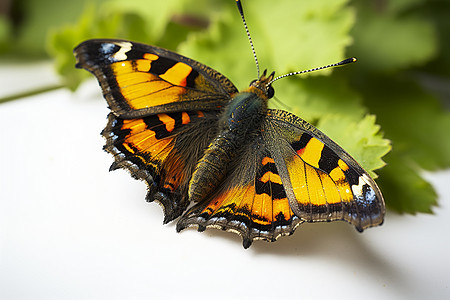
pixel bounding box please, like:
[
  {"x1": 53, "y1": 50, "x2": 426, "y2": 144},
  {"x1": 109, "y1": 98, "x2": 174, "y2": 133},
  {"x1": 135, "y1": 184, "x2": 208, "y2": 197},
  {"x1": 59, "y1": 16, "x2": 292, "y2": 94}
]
[
  {"x1": 103, "y1": 110, "x2": 220, "y2": 222},
  {"x1": 177, "y1": 135, "x2": 304, "y2": 248},
  {"x1": 74, "y1": 39, "x2": 238, "y2": 118},
  {"x1": 74, "y1": 39, "x2": 239, "y2": 222},
  {"x1": 263, "y1": 109, "x2": 385, "y2": 232},
  {"x1": 177, "y1": 109, "x2": 384, "y2": 248}
]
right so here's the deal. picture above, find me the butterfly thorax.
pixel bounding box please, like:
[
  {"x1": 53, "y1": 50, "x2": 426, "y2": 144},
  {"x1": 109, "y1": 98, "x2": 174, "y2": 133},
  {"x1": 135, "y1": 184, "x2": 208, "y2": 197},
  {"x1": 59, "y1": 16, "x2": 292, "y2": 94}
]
[{"x1": 187, "y1": 73, "x2": 274, "y2": 203}]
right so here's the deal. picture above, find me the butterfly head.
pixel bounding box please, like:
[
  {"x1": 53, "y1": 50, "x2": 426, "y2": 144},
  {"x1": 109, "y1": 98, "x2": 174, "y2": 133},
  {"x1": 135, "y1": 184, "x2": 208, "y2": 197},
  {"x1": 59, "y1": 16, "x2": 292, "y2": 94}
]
[{"x1": 249, "y1": 69, "x2": 275, "y2": 99}]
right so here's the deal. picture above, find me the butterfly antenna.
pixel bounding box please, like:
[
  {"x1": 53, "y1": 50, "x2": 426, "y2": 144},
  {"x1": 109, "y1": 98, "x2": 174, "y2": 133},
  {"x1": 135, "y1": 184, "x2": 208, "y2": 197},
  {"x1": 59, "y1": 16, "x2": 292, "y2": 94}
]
[
  {"x1": 236, "y1": 0, "x2": 260, "y2": 78},
  {"x1": 268, "y1": 57, "x2": 357, "y2": 86}
]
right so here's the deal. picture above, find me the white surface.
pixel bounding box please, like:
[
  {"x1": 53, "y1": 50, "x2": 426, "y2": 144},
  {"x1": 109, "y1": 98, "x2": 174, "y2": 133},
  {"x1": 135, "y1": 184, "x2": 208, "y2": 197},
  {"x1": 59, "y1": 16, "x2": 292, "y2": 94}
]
[
  {"x1": 1, "y1": 65, "x2": 449, "y2": 299},
  {"x1": 0, "y1": 60, "x2": 61, "y2": 98}
]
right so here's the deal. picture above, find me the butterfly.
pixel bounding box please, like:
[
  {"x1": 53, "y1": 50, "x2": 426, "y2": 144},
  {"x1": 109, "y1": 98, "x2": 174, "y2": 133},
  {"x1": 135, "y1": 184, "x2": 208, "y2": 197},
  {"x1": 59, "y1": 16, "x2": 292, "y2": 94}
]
[{"x1": 73, "y1": 0, "x2": 384, "y2": 248}]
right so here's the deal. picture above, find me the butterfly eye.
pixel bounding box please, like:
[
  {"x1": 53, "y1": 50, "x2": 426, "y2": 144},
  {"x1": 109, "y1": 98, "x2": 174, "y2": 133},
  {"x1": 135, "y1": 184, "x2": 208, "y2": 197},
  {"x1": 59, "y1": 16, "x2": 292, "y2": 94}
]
[
  {"x1": 249, "y1": 79, "x2": 257, "y2": 86},
  {"x1": 267, "y1": 85, "x2": 275, "y2": 98}
]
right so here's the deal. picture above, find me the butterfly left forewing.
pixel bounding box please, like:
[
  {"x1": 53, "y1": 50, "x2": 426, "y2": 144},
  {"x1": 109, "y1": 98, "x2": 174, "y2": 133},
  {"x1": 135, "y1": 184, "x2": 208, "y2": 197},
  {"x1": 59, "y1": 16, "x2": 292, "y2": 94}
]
[
  {"x1": 74, "y1": 39, "x2": 238, "y2": 118},
  {"x1": 263, "y1": 109, "x2": 385, "y2": 232}
]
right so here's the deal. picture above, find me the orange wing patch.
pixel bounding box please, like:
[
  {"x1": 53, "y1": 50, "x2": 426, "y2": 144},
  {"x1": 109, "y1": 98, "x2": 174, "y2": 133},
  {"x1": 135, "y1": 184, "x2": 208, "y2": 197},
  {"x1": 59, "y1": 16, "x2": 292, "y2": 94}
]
[
  {"x1": 120, "y1": 118, "x2": 172, "y2": 159},
  {"x1": 111, "y1": 60, "x2": 188, "y2": 110},
  {"x1": 159, "y1": 62, "x2": 193, "y2": 86}
]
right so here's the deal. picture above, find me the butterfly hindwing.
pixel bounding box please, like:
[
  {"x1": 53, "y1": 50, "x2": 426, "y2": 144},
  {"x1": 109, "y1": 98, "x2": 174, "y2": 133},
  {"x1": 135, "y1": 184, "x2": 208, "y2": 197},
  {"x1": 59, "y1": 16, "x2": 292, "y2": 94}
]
[
  {"x1": 103, "y1": 110, "x2": 220, "y2": 222},
  {"x1": 74, "y1": 39, "x2": 238, "y2": 118},
  {"x1": 263, "y1": 109, "x2": 385, "y2": 232},
  {"x1": 177, "y1": 136, "x2": 304, "y2": 248}
]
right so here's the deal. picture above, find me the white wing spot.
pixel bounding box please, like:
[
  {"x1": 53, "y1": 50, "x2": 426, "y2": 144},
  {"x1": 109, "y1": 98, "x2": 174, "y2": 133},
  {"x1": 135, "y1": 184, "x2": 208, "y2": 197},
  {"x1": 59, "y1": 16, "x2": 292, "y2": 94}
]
[
  {"x1": 351, "y1": 173, "x2": 375, "y2": 200},
  {"x1": 351, "y1": 175, "x2": 366, "y2": 198},
  {"x1": 112, "y1": 42, "x2": 133, "y2": 61}
]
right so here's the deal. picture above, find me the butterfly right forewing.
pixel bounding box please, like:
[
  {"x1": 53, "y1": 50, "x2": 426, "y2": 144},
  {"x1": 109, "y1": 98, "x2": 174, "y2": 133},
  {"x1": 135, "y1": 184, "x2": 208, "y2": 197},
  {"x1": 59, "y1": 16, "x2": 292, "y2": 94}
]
[{"x1": 263, "y1": 109, "x2": 385, "y2": 231}]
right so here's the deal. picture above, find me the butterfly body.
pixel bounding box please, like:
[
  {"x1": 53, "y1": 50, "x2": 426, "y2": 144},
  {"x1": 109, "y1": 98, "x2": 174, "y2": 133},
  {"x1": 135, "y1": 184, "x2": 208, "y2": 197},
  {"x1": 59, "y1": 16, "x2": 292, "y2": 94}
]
[
  {"x1": 189, "y1": 73, "x2": 273, "y2": 203},
  {"x1": 74, "y1": 38, "x2": 385, "y2": 248}
]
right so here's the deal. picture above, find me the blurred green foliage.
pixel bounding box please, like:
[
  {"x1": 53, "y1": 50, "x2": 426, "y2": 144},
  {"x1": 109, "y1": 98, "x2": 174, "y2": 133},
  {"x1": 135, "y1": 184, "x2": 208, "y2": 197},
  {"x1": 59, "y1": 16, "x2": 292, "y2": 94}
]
[{"x1": 1, "y1": 0, "x2": 449, "y2": 214}]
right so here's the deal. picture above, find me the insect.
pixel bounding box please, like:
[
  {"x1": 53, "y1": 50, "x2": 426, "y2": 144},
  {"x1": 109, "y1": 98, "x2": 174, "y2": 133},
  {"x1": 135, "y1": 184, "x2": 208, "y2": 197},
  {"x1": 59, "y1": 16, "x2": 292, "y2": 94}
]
[{"x1": 74, "y1": 0, "x2": 384, "y2": 248}]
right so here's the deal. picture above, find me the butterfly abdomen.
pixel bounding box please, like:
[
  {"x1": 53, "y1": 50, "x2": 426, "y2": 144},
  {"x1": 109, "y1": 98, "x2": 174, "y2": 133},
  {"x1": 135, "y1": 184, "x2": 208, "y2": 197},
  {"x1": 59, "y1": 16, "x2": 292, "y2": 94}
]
[{"x1": 188, "y1": 90, "x2": 269, "y2": 203}]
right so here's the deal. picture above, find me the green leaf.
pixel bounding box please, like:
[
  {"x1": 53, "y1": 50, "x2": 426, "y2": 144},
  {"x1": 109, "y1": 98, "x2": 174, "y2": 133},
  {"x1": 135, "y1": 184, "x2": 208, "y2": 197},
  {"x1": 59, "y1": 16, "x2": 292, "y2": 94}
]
[
  {"x1": 11, "y1": 0, "x2": 106, "y2": 58},
  {"x1": 349, "y1": 0, "x2": 438, "y2": 72},
  {"x1": 179, "y1": 0, "x2": 355, "y2": 89},
  {"x1": 352, "y1": 74, "x2": 449, "y2": 212},
  {"x1": 47, "y1": 4, "x2": 126, "y2": 90},
  {"x1": 47, "y1": 1, "x2": 166, "y2": 90},
  {"x1": 377, "y1": 153, "x2": 438, "y2": 214},
  {"x1": 420, "y1": 1, "x2": 450, "y2": 77},
  {"x1": 106, "y1": 0, "x2": 187, "y2": 43},
  {"x1": 358, "y1": 75, "x2": 450, "y2": 171},
  {"x1": 0, "y1": 16, "x2": 11, "y2": 54},
  {"x1": 344, "y1": 0, "x2": 449, "y2": 213},
  {"x1": 273, "y1": 75, "x2": 365, "y2": 123},
  {"x1": 48, "y1": 0, "x2": 201, "y2": 90}
]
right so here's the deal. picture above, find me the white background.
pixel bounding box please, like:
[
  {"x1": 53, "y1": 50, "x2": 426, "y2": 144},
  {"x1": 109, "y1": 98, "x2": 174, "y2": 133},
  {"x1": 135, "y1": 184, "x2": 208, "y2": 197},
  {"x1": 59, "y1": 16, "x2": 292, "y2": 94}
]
[{"x1": 1, "y1": 62, "x2": 449, "y2": 299}]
